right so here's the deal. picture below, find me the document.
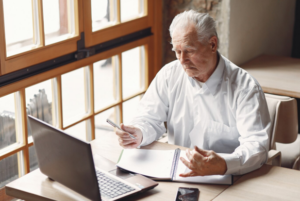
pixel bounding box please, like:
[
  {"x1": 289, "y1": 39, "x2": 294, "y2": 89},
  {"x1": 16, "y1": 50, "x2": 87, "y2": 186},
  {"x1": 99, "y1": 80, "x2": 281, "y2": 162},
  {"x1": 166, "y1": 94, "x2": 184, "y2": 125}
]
[{"x1": 117, "y1": 149, "x2": 232, "y2": 185}]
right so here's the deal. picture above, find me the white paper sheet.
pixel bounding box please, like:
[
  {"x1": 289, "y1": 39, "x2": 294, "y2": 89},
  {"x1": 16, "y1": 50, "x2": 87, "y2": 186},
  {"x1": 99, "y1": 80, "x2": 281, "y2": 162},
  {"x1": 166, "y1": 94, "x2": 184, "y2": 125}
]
[{"x1": 117, "y1": 149, "x2": 175, "y2": 179}]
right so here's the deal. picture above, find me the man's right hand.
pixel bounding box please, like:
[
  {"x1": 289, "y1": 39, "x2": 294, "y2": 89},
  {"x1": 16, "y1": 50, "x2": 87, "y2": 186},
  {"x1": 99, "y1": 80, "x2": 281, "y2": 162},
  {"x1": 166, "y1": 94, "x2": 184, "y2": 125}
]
[{"x1": 115, "y1": 124, "x2": 143, "y2": 149}]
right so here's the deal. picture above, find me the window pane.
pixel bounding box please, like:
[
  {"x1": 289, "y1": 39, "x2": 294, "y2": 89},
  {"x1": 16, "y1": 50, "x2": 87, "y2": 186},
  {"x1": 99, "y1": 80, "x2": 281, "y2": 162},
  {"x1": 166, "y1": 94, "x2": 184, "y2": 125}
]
[
  {"x1": 26, "y1": 79, "x2": 53, "y2": 129},
  {"x1": 122, "y1": 96, "x2": 141, "y2": 124},
  {"x1": 3, "y1": 0, "x2": 35, "y2": 57},
  {"x1": 121, "y1": 0, "x2": 144, "y2": 22},
  {"x1": 64, "y1": 121, "x2": 89, "y2": 142},
  {"x1": 42, "y1": 0, "x2": 77, "y2": 45},
  {"x1": 94, "y1": 57, "x2": 118, "y2": 112},
  {"x1": 91, "y1": 0, "x2": 117, "y2": 32},
  {"x1": 0, "y1": 152, "x2": 22, "y2": 188},
  {"x1": 62, "y1": 67, "x2": 88, "y2": 127},
  {"x1": 0, "y1": 94, "x2": 19, "y2": 150},
  {"x1": 95, "y1": 107, "x2": 119, "y2": 139},
  {"x1": 29, "y1": 145, "x2": 39, "y2": 172},
  {"x1": 122, "y1": 46, "x2": 145, "y2": 98}
]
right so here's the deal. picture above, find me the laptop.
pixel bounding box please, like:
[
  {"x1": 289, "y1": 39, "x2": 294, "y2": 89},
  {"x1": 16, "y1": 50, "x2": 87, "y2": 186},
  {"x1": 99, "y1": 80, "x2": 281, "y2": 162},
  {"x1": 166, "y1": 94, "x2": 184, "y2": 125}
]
[{"x1": 28, "y1": 115, "x2": 158, "y2": 201}]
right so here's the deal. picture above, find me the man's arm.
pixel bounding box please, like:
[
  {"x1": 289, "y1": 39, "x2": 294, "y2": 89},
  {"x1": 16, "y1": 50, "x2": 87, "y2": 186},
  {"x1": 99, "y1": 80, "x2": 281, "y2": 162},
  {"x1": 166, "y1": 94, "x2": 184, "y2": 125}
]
[
  {"x1": 115, "y1": 67, "x2": 170, "y2": 148},
  {"x1": 220, "y1": 85, "x2": 270, "y2": 175},
  {"x1": 179, "y1": 85, "x2": 270, "y2": 176}
]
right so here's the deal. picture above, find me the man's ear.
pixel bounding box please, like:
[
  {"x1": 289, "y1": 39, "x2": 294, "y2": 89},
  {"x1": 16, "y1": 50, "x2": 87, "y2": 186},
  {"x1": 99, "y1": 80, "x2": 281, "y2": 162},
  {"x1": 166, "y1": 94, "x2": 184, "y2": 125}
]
[{"x1": 209, "y1": 36, "x2": 218, "y2": 53}]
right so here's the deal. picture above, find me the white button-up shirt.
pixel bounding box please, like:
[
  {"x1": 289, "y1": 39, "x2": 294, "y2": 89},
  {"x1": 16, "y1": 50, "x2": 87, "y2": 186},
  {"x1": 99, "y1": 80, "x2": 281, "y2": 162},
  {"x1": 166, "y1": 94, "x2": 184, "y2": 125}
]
[{"x1": 131, "y1": 55, "x2": 271, "y2": 175}]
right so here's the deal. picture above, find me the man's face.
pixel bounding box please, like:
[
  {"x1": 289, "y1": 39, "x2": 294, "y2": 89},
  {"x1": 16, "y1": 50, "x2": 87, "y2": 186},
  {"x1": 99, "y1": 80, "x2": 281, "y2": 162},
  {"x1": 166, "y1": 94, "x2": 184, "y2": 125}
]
[{"x1": 172, "y1": 24, "x2": 217, "y2": 80}]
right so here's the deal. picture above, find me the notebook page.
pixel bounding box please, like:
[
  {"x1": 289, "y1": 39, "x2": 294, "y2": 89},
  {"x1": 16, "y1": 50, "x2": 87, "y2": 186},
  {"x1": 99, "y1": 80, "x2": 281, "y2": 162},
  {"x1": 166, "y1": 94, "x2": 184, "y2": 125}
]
[
  {"x1": 117, "y1": 149, "x2": 175, "y2": 179},
  {"x1": 174, "y1": 151, "x2": 232, "y2": 184}
]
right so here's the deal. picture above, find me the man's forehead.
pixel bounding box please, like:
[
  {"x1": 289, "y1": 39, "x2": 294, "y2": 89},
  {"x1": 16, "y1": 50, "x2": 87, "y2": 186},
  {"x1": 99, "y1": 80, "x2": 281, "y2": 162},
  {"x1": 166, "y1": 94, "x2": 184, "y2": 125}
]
[
  {"x1": 171, "y1": 33, "x2": 198, "y2": 51},
  {"x1": 171, "y1": 25, "x2": 198, "y2": 44}
]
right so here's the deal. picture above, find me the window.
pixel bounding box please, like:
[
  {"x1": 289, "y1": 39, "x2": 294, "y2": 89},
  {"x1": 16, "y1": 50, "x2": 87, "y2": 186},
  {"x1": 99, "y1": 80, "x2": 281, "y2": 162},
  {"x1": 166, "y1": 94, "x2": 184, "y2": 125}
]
[
  {"x1": 83, "y1": 0, "x2": 153, "y2": 46},
  {"x1": 0, "y1": 0, "x2": 80, "y2": 74},
  {"x1": 0, "y1": 93, "x2": 20, "y2": 151},
  {"x1": 0, "y1": 0, "x2": 162, "y2": 198},
  {"x1": 62, "y1": 67, "x2": 88, "y2": 127},
  {"x1": 3, "y1": 0, "x2": 35, "y2": 57},
  {"x1": 93, "y1": 57, "x2": 118, "y2": 111}
]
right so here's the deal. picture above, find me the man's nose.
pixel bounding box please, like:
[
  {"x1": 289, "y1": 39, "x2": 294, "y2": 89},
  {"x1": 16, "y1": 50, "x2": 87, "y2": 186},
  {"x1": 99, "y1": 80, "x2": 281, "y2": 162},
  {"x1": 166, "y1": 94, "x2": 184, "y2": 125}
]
[{"x1": 179, "y1": 52, "x2": 188, "y2": 64}]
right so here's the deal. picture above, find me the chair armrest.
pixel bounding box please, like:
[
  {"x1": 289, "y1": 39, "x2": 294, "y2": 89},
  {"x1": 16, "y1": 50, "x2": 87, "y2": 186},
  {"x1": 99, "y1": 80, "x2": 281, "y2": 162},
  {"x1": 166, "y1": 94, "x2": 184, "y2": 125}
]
[
  {"x1": 292, "y1": 156, "x2": 300, "y2": 170},
  {"x1": 267, "y1": 150, "x2": 281, "y2": 166}
]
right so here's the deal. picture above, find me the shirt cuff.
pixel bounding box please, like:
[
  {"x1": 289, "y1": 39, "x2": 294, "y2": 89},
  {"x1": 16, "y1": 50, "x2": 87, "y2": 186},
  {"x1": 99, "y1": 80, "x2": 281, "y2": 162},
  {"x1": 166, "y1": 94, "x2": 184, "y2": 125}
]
[
  {"x1": 218, "y1": 153, "x2": 241, "y2": 175},
  {"x1": 133, "y1": 124, "x2": 147, "y2": 148}
]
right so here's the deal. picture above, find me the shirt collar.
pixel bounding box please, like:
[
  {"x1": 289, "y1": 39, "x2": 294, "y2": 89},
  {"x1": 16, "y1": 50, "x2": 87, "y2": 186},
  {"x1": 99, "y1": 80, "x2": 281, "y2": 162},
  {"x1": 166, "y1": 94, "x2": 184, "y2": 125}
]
[
  {"x1": 186, "y1": 53, "x2": 225, "y2": 95},
  {"x1": 204, "y1": 53, "x2": 225, "y2": 95}
]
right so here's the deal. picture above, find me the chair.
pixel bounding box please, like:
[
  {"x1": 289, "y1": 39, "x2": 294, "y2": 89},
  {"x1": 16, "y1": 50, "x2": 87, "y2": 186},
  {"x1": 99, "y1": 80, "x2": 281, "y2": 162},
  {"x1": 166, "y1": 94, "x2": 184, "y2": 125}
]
[
  {"x1": 276, "y1": 134, "x2": 300, "y2": 169},
  {"x1": 265, "y1": 93, "x2": 300, "y2": 169}
]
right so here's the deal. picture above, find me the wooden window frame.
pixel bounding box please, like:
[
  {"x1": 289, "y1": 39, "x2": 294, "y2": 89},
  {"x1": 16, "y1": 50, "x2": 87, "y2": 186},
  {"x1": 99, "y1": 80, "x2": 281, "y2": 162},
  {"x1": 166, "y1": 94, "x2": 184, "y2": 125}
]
[
  {"x1": 0, "y1": 0, "x2": 162, "y2": 192},
  {"x1": 83, "y1": 0, "x2": 153, "y2": 47},
  {"x1": 0, "y1": 35, "x2": 152, "y2": 170},
  {"x1": 0, "y1": 0, "x2": 83, "y2": 75}
]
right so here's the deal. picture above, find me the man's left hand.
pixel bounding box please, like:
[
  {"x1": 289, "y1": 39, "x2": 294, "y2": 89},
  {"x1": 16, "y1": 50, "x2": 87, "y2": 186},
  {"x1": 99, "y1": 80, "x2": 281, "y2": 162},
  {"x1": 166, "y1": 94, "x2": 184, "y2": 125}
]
[{"x1": 179, "y1": 146, "x2": 227, "y2": 177}]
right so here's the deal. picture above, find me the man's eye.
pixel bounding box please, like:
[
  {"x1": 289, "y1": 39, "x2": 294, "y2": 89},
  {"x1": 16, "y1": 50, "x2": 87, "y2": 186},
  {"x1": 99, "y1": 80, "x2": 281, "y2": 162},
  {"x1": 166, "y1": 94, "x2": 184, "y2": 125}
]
[{"x1": 185, "y1": 50, "x2": 194, "y2": 54}]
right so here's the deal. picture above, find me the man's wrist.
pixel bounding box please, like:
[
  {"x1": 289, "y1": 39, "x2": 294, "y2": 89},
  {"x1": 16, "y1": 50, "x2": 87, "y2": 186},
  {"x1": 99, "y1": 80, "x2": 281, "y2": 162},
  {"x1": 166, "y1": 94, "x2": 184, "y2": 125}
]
[
  {"x1": 220, "y1": 157, "x2": 227, "y2": 175},
  {"x1": 218, "y1": 153, "x2": 240, "y2": 175}
]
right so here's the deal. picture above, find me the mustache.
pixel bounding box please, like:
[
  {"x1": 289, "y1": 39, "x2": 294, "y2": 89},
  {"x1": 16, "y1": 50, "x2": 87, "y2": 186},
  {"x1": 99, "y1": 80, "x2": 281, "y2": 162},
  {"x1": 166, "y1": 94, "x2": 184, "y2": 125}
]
[{"x1": 183, "y1": 64, "x2": 196, "y2": 69}]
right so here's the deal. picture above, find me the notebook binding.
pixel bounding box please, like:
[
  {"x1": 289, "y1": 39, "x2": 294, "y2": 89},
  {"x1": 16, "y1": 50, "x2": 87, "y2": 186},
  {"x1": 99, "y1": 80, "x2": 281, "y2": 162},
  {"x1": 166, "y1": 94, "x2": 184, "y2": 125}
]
[{"x1": 170, "y1": 148, "x2": 181, "y2": 180}]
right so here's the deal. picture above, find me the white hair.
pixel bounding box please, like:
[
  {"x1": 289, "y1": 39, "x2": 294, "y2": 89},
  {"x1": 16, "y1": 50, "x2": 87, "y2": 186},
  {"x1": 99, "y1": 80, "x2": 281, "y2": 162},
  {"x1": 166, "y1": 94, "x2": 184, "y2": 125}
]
[{"x1": 169, "y1": 10, "x2": 219, "y2": 46}]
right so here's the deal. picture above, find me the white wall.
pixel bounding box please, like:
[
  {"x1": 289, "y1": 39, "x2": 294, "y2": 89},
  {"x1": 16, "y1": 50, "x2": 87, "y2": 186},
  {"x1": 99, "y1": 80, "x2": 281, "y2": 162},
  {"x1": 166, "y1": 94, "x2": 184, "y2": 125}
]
[{"x1": 228, "y1": 0, "x2": 296, "y2": 66}]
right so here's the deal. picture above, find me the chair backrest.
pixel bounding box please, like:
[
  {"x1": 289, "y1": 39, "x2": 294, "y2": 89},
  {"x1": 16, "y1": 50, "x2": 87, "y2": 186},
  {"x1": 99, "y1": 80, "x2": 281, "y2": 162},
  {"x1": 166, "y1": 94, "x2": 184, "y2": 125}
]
[{"x1": 265, "y1": 93, "x2": 298, "y2": 149}]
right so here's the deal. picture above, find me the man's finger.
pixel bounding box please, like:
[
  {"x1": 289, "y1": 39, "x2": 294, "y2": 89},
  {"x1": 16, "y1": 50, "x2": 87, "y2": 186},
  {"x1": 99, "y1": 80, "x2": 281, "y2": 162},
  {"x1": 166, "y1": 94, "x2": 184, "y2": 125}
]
[
  {"x1": 122, "y1": 139, "x2": 137, "y2": 146},
  {"x1": 186, "y1": 149, "x2": 204, "y2": 163},
  {"x1": 121, "y1": 124, "x2": 136, "y2": 133},
  {"x1": 186, "y1": 149, "x2": 194, "y2": 161},
  {"x1": 118, "y1": 137, "x2": 136, "y2": 144},
  {"x1": 118, "y1": 139, "x2": 136, "y2": 148},
  {"x1": 119, "y1": 134, "x2": 133, "y2": 140},
  {"x1": 115, "y1": 129, "x2": 126, "y2": 135},
  {"x1": 180, "y1": 157, "x2": 192, "y2": 170},
  {"x1": 179, "y1": 171, "x2": 197, "y2": 177},
  {"x1": 115, "y1": 129, "x2": 131, "y2": 138},
  {"x1": 123, "y1": 142, "x2": 139, "y2": 149},
  {"x1": 195, "y1": 146, "x2": 208, "y2": 156}
]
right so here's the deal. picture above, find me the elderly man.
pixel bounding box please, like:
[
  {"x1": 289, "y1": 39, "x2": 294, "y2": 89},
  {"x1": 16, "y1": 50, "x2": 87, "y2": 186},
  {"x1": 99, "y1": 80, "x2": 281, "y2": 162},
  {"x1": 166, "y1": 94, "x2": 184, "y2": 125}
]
[{"x1": 116, "y1": 10, "x2": 270, "y2": 176}]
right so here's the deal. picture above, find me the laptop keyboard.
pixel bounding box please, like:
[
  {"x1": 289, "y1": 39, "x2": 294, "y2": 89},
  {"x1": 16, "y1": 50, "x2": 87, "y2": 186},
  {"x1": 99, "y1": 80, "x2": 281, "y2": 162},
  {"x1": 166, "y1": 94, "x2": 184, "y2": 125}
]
[{"x1": 96, "y1": 170, "x2": 135, "y2": 199}]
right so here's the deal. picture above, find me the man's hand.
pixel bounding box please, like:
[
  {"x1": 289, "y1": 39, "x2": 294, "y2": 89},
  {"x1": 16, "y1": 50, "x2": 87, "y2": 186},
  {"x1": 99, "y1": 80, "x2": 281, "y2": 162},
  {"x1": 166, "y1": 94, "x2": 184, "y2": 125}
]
[
  {"x1": 115, "y1": 124, "x2": 143, "y2": 149},
  {"x1": 179, "y1": 146, "x2": 227, "y2": 177}
]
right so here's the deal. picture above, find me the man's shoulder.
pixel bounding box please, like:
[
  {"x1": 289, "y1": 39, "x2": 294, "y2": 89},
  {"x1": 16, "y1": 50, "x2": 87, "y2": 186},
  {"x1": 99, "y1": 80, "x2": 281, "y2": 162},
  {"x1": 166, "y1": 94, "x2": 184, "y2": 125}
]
[
  {"x1": 222, "y1": 56, "x2": 262, "y2": 92},
  {"x1": 159, "y1": 60, "x2": 184, "y2": 77},
  {"x1": 162, "y1": 60, "x2": 181, "y2": 70}
]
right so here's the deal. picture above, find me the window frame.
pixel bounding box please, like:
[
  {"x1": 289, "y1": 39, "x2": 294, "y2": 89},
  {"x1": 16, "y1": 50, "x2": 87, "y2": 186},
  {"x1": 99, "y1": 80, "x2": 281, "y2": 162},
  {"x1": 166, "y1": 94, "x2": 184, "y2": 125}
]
[
  {"x1": 0, "y1": 0, "x2": 162, "y2": 190},
  {"x1": 0, "y1": 0, "x2": 83, "y2": 75},
  {"x1": 83, "y1": 0, "x2": 153, "y2": 47},
  {"x1": 0, "y1": 34, "x2": 152, "y2": 166}
]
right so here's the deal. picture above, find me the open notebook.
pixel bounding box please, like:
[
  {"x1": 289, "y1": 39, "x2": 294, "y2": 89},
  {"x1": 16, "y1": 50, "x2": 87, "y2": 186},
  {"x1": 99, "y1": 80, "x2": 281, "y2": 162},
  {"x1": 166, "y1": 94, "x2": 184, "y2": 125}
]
[{"x1": 117, "y1": 149, "x2": 232, "y2": 185}]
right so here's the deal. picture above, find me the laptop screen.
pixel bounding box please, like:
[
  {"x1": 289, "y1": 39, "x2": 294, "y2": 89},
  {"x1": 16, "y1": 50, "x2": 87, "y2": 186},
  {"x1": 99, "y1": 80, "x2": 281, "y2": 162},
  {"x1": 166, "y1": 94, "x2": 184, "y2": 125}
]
[{"x1": 28, "y1": 115, "x2": 101, "y2": 201}]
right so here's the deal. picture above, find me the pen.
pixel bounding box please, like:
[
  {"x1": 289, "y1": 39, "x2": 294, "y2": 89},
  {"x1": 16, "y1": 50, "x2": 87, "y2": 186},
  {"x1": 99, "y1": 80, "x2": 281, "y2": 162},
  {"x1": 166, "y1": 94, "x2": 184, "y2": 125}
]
[{"x1": 106, "y1": 119, "x2": 136, "y2": 139}]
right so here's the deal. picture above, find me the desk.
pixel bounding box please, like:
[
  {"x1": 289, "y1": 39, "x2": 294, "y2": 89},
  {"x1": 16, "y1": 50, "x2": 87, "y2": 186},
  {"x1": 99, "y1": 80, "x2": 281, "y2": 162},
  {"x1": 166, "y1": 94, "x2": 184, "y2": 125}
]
[
  {"x1": 241, "y1": 55, "x2": 300, "y2": 98},
  {"x1": 6, "y1": 132, "x2": 300, "y2": 201},
  {"x1": 5, "y1": 133, "x2": 231, "y2": 201},
  {"x1": 214, "y1": 165, "x2": 300, "y2": 201}
]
